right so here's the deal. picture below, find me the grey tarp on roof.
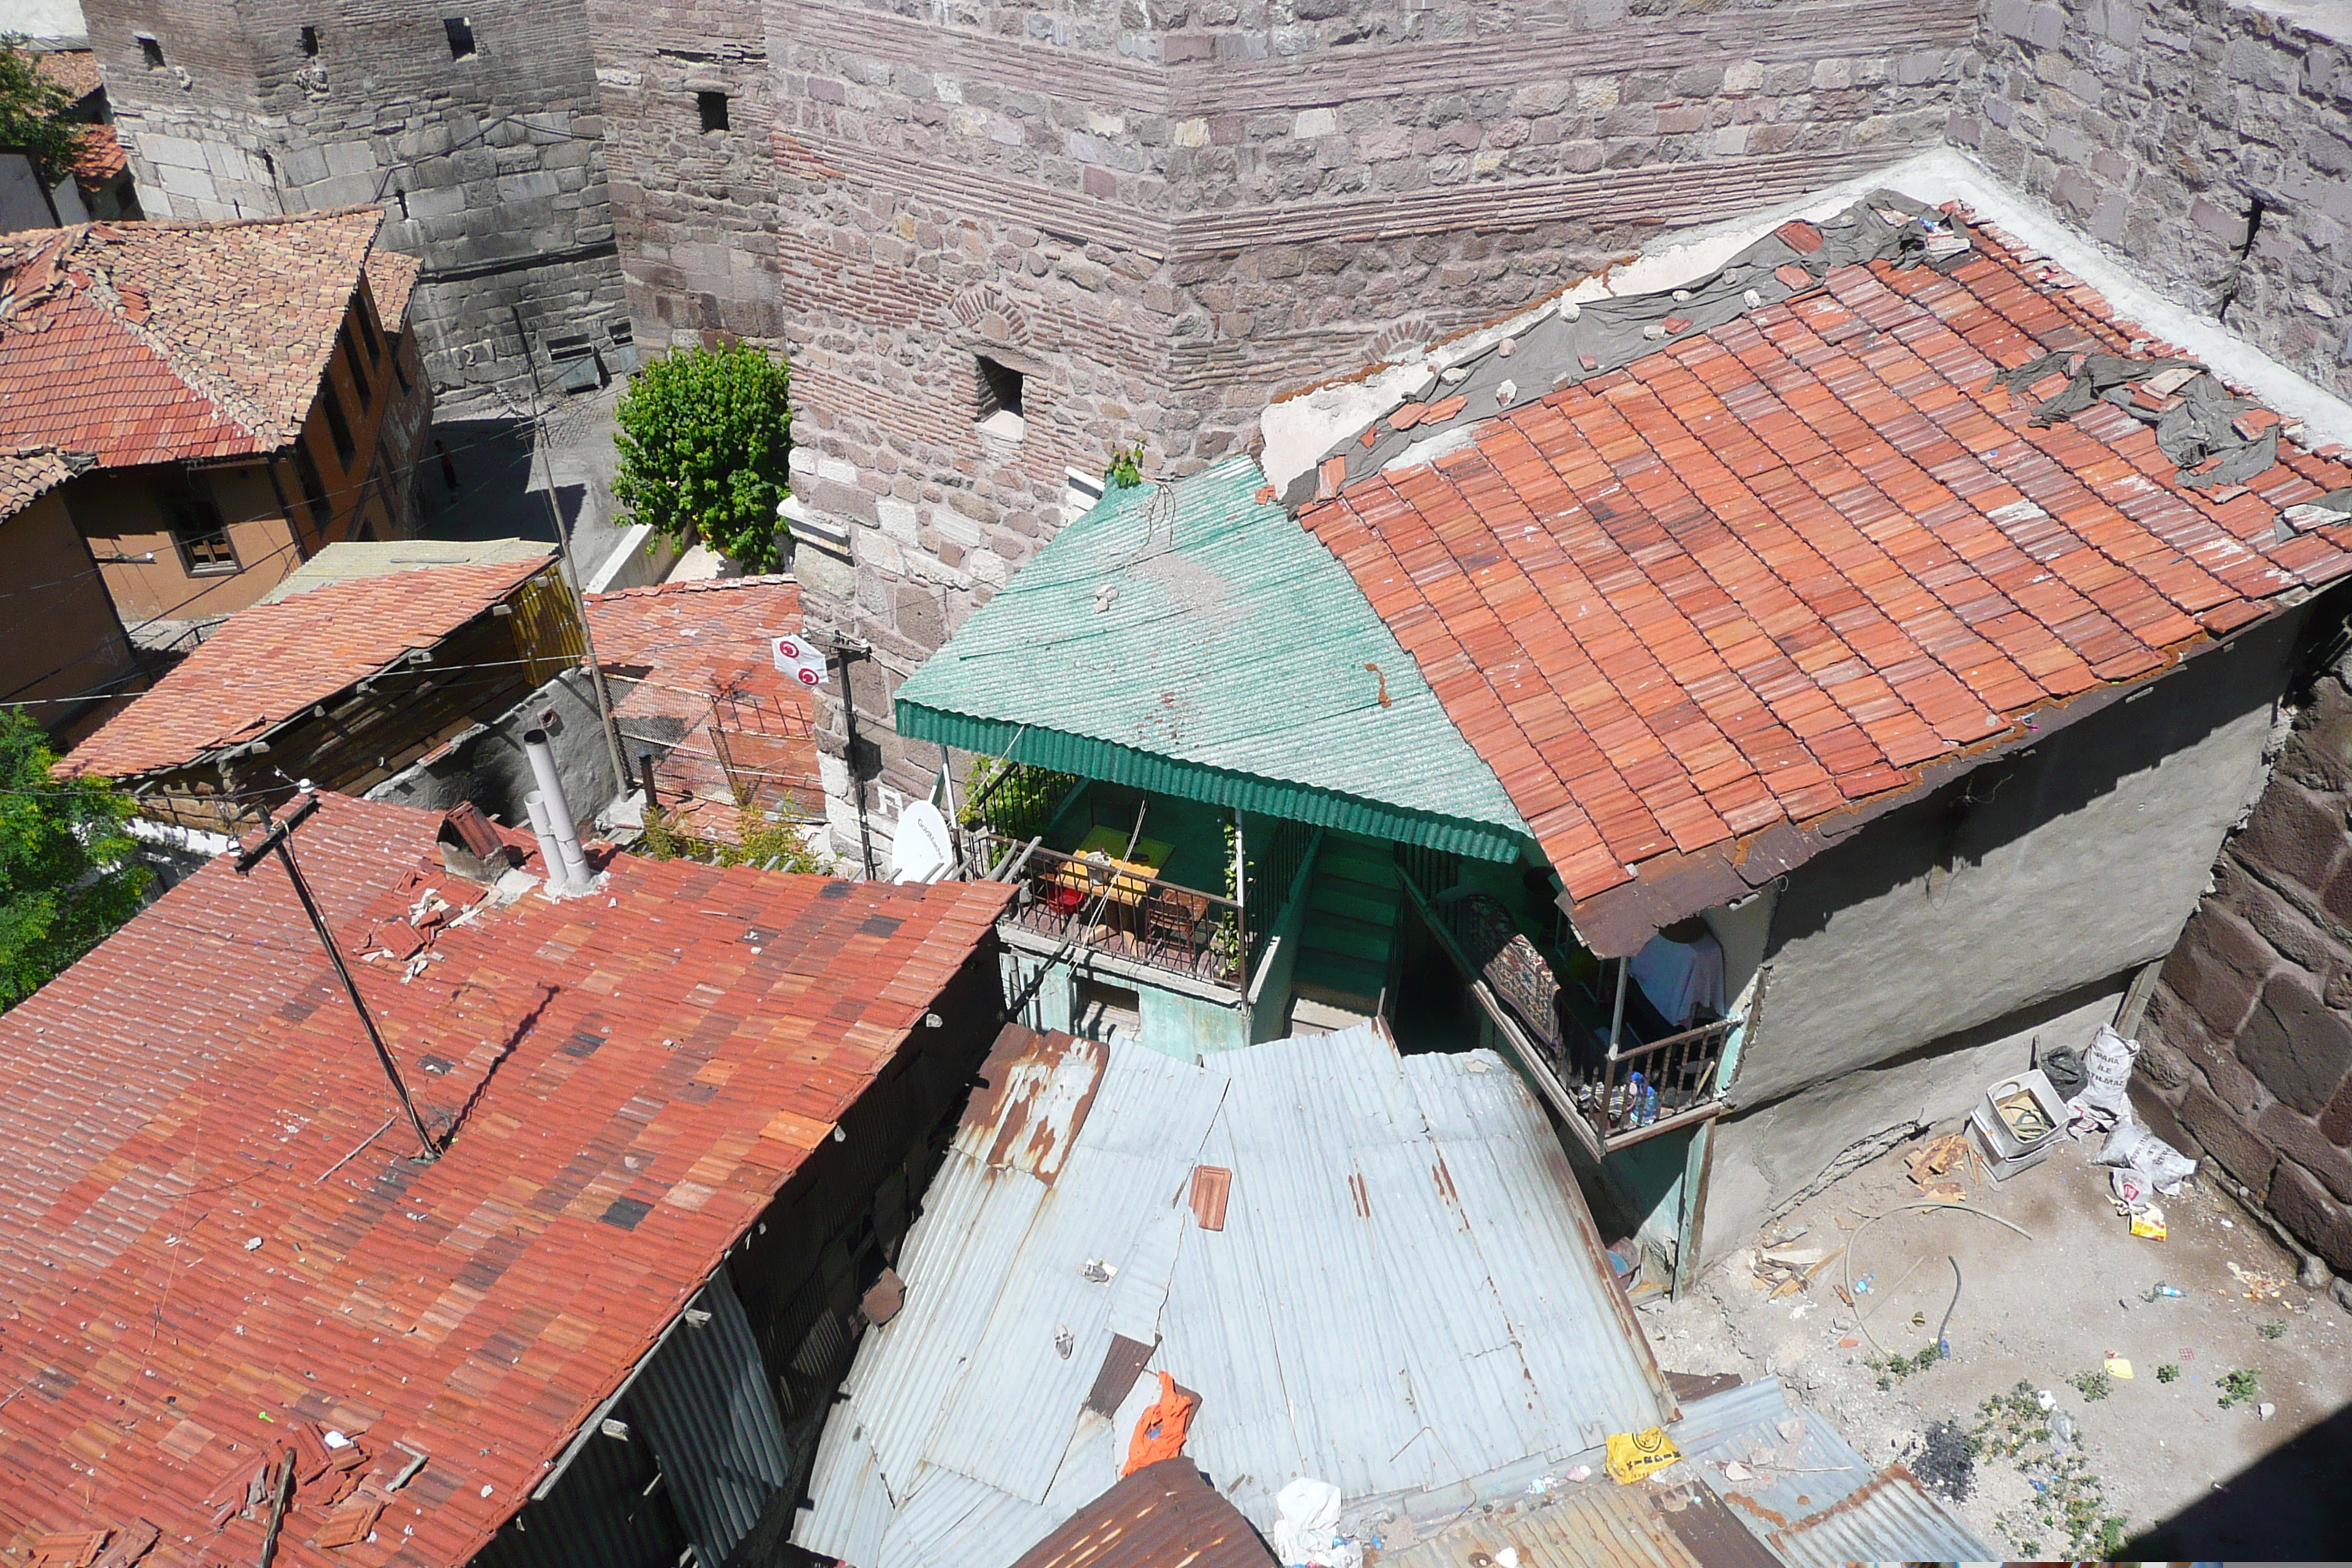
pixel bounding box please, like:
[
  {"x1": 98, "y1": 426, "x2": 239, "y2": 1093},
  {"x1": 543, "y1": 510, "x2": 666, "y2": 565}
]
[{"x1": 793, "y1": 1024, "x2": 1670, "y2": 1568}]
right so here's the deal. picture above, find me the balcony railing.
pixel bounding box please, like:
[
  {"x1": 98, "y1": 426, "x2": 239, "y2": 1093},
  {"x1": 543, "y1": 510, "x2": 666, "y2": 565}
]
[
  {"x1": 1398, "y1": 869, "x2": 1744, "y2": 1155},
  {"x1": 970, "y1": 829, "x2": 1245, "y2": 990}
]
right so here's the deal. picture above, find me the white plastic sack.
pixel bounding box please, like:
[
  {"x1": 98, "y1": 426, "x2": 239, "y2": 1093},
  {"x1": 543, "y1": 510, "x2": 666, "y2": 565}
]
[
  {"x1": 2095, "y1": 1119, "x2": 2197, "y2": 1191},
  {"x1": 2078, "y1": 1025, "x2": 2140, "y2": 1118},
  {"x1": 1271, "y1": 1478, "x2": 1362, "y2": 1568}
]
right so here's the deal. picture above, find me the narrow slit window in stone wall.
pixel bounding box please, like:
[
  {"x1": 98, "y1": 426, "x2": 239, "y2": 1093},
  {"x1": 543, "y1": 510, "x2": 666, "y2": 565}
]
[
  {"x1": 698, "y1": 91, "x2": 730, "y2": 133},
  {"x1": 442, "y1": 17, "x2": 475, "y2": 59},
  {"x1": 300, "y1": 25, "x2": 318, "y2": 55},
  {"x1": 136, "y1": 35, "x2": 165, "y2": 68},
  {"x1": 976, "y1": 356, "x2": 1025, "y2": 441}
]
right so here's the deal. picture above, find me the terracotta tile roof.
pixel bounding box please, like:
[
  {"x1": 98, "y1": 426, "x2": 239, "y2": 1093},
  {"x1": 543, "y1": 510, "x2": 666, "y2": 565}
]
[
  {"x1": 61, "y1": 558, "x2": 555, "y2": 780},
  {"x1": 363, "y1": 249, "x2": 421, "y2": 331},
  {"x1": 33, "y1": 48, "x2": 101, "y2": 104},
  {"x1": 69, "y1": 122, "x2": 127, "y2": 187},
  {"x1": 0, "y1": 792, "x2": 1012, "y2": 1565},
  {"x1": 1303, "y1": 217, "x2": 2352, "y2": 951},
  {"x1": 0, "y1": 445, "x2": 73, "y2": 519},
  {"x1": 589, "y1": 577, "x2": 823, "y2": 836},
  {"x1": 0, "y1": 208, "x2": 385, "y2": 470}
]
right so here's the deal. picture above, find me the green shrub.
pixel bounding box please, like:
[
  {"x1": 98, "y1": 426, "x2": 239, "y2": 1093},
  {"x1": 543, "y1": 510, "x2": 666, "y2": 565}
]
[
  {"x1": 613, "y1": 342, "x2": 794, "y2": 570},
  {"x1": 0, "y1": 712, "x2": 150, "y2": 1009}
]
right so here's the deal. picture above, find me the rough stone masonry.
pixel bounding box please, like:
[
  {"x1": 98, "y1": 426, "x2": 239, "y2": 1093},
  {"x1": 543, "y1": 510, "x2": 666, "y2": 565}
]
[
  {"x1": 584, "y1": 0, "x2": 2352, "y2": 861},
  {"x1": 588, "y1": 0, "x2": 1988, "y2": 852},
  {"x1": 2140, "y1": 638, "x2": 2352, "y2": 1306},
  {"x1": 85, "y1": 0, "x2": 630, "y2": 415}
]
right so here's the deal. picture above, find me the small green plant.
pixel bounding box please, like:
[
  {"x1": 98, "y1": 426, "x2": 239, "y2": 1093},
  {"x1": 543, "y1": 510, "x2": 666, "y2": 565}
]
[
  {"x1": 1972, "y1": 1382, "x2": 2127, "y2": 1557},
  {"x1": 2156, "y1": 1362, "x2": 2181, "y2": 1383},
  {"x1": 1866, "y1": 1343, "x2": 1943, "y2": 1390},
  {"x1": 2217, "y1": 1368, "x2": 2261, "y2": 1408},
  {"x1": 1104, "y1": 444, "x2": 1145, "y2": 489},
  {"x1": 959, "y1": 756, "x2": 1078, "y2": 842},
  {"x1": 2068, "y1": 1368, "x2": 2114, "y2": 1402},
  {"x1": 613, "y1": 341, "x2": 794, "y2": 570},
  {"x1": 637, "y1": 804, "x2": 826, "y2": 873},
  {"x1": 2260, "y1": 1318, "x2": 2287, "y2": 1340}
]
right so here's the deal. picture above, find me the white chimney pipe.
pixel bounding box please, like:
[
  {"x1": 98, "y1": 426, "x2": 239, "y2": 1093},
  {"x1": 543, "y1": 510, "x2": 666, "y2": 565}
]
[
  {"x1": 523, "y1": 728, "x2": 592, "y2": 892},
  {"x1": 521, "y1": 791, "x2": 576, "y2": 894}
]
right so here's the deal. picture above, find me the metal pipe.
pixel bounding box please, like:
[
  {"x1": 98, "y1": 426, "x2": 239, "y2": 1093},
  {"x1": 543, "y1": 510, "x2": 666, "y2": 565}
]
[
  {"x1": 523, "y1": 728, "x2": 591, "y2": 891},
  {"x1": 1607, "y1": 957, "x2": 1629, "y2": 1060}
]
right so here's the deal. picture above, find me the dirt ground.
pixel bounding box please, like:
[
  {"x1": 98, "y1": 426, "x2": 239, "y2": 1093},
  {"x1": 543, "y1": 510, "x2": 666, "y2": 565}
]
[{"x1": 1636, "y1": 1129, "x2": 2352, "y2": 1558}]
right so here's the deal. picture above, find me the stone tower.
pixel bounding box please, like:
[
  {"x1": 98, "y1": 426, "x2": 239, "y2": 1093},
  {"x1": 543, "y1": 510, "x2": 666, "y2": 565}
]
[
  {"x1": 589, "y1": 0, "x2": 1978, "y2": 854},
  {"x1": 83, "y1": 0, "x2": 629, "y2": 413}
]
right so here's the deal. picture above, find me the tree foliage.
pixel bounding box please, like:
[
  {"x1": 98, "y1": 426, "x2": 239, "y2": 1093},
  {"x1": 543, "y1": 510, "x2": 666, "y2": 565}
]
[
  {"x1": 0, "y1": 36, "x2": 80, "y2": 189},
  {"x1": 612, "y1": 342, "x2": 794, "y2": 571},
  {"x1": 0, "y1": 711, "x2": 150, "y2": 1011}
]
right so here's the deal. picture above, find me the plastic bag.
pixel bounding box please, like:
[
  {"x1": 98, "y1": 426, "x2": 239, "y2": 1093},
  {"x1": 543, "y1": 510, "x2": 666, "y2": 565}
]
[
  {"x1": 2038, "y1": 1042, "x2": 2087, "y2": 1099},
  {"x1": 2095, "y1": 1119, "x2": 2196, "y2": 1192},
  {"x1": 2078, "y1": 1026, "x2": 2139, "y2": 1118},
  {"x1": 1270, "y1": 1478, "x2": 1362, "y2": 1568},
  {"x1": 1605, "y1": 1427, "x2": 1682, "y2": 1484}
]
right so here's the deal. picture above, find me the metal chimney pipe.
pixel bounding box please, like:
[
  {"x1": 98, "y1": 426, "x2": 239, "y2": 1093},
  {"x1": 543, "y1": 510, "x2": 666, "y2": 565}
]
[
  {"x1": 522, "y1": 728, "x2": 592, "y2": 892},
  {"x1": 521, "y1": 791, "x2": 575, "y2": 894}
]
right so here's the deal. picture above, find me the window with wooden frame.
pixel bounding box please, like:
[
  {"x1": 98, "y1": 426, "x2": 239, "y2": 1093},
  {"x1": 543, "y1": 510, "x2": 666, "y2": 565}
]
[{"x1": 163, "y1": 476, "x2": 237, "y2": 576}]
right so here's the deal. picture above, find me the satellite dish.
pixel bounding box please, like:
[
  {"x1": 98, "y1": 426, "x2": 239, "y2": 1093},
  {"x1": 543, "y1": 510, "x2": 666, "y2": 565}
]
[{"x1": 890, "y1": 800, "x2": 955, "y2": 883}]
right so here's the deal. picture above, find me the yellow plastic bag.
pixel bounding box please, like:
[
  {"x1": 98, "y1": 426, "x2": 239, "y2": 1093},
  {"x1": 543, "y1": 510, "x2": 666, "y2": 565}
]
[{"x1": 1605, "y1": 1427, "x2": 1682, "y2": 1484}]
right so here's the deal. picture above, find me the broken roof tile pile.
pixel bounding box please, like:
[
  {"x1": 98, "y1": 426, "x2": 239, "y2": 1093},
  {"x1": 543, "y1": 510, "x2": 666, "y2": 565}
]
[
  {"x1": 0, "y1": 208, "x2": 384, "y2": 470},
  {"x1": 0, "y1": 792, "x2": 1011, "y2": 1564},
  {"x1": 61, "y1": 557, "x2": 554, "y2": 780},
  {"x1": 796, "y1": 1022, "x2": 1671, "y2": 1568},
  {"x1": 589, "y1": 576, "x2": 822, "y2": 840},
  {"x1": 1303, "y1": 201, "x2": 2352, "y2": 950}
]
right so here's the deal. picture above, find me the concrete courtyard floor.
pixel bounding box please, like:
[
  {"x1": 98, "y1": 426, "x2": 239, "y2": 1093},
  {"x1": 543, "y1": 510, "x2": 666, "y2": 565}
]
[{"x1": 1635, "y1": 1130, "x2": 2352, "y2": 1558}]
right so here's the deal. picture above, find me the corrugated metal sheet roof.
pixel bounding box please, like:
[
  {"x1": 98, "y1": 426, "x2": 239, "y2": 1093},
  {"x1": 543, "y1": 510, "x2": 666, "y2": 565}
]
[
  {"x1": 1008, "y1": 1458, "x2": 1276, "y2": 1568},
  {"x1": 1669, "y1": 1378, "x2": 1995, "y2": 1566},
  {"x1": 258, "y1": 538, "x2": 557, "y2": 602},
  {"x1": 892, "y1": 458, "x2": 1530, "y2": 861},
  {"x1": 1380, "y1": 1482, "x2": 1703, "y2": 1568},
  {"x1": 794, "y1": 1022, "x2": 1670, "y2": 1568}
]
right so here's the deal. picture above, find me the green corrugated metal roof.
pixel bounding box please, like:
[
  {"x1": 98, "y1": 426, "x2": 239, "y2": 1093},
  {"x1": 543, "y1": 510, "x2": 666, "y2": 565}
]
[{"x1": 894, "y1": 458, "x2": 1530, "y2": 861}]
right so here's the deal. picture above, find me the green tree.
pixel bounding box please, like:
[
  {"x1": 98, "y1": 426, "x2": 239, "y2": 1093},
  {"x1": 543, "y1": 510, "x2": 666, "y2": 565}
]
[
  {"x1": 611, "y1": 342, "x2": 794, "y2": 571},
  {"x1": 0, "y1": 36, "x2": 80, "y2": 188},
  {"x1": 0, "y1": 711, "x2": 149, "y2": 1010}
]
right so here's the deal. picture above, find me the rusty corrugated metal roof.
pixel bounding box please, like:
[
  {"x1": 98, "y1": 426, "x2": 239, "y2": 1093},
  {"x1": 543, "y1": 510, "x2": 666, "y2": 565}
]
[
  {"x1": 1379, "y1": 1482, "x2": 1703, "y2": 1568},
  {"x1": 1006, "y1": 1459, "x2": 1275, "y2": 1568}
]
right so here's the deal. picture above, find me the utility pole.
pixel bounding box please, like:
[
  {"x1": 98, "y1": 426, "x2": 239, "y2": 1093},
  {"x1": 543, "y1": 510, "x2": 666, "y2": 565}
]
[
  {"x1": 237, "y1": 794, "x2": 438, "y2": 1161},
  {"x1": 812, "y1": 630, "x2": 878, "y2": 880},
  {"x1": 509, "y1": 303, "x2": 633, "y2": 811}
]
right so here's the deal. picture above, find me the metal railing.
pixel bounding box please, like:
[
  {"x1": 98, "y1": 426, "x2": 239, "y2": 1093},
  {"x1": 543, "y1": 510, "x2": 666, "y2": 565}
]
[{"x1": 970, "y1": 829, "x2": 1245, "y2": 990}]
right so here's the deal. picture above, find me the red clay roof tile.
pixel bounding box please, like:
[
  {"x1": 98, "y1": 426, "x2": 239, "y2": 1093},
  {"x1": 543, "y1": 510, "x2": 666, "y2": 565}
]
[
  {"x1": 1300, "y1": 229, "x2": 2352, "y2": 906},
  {"x1": 0, "y1": 793, "x2": 1011, "y2": 1564},
  {"x1": 0, "y1": 210, "x2": 387, "y2": 471}
]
